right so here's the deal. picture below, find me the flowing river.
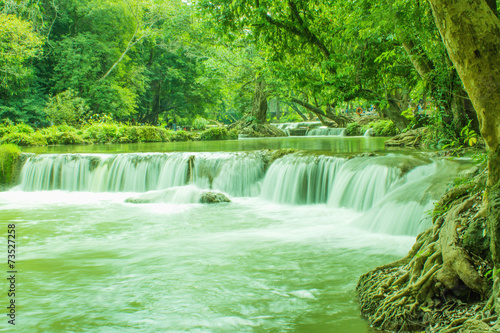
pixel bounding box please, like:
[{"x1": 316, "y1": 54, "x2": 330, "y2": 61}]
[{"x1": 1, "y1": 138, "x2": 474, "y2": 332}]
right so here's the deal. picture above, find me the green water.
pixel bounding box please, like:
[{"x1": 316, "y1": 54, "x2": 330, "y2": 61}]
[
  {"x1": 1, "y1": 137, "x2": 421, "y2": 332},
  {"x1": 23, "y1": 136, "x2": 391, "y2": 155},
  {"x1": 1, "y1": 193, "x2": 410, "y2": 332}
]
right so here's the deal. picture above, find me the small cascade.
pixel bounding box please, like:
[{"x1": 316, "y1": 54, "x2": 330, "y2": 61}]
[
  {"x1": 192, "y1": 152, "x2": 265, "y2": 197},
  {"x1": 352, "y1": 159, "x2": 471, "y2": 235},
  {"x1": 306, "y1": 127, "x2": 346, "y2": 136},
  {"x1": 261, "y1": 154, "x2": 344, "y2": 204},
  {"x1": 364, "y1": 128, "x2": 374, "y2": 137},
  {"x1": 327, "y1": 158, "x2": 402, "y2": 211},
  {"x1": 18, "y1": 152, "x2": 266, "y2": 195},
  {"x1": 19, "y1": 153, "x2": 190, "y2": 192}
]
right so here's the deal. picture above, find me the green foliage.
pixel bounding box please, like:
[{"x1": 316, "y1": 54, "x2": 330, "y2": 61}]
[
  {"x1": 0, "y1": 132, "x2": 47, "y2": 146},
  {"x1": 199, "y1": 127, "x2": 230, "y2": 141},
  {"x1": 39, "y1": 126, "x2": 83, "y2": 145},
  {"x1": 168, "y1": 130, "x2": 194, "y2": 142},
  {"x1": 361, "y1": 120, "x2": 399, "y2": 137},
  {"x1": 345, "y1": 122, "x2": 362, "y2": 136},
  {"x1": 0, "y1": 144, "x2": 21, "y2": 185},
  {"x1": 442, "y1": 120, "x2": 478, "y2": 151},
  {"x1": 228, "y1": 128, "x2": 238, "y2": 140},
  {"x1": 0, "y1": 14, "x2": 44, "y2": 94},
  {"x1": 279, "y1": 113, "x2": 303, "y2": 123},
  {"x1": 81, "y1": 123, "x2": 121, "y2": 144},
  {"x1": 192, "y1": 117, "x2": 209, "y2": 131},
  {"x1": 0, "y1": 123, "x2": 42, "y2": 146},
  {"x1": 131, "y1": 126, "x2": 169, "y2": 143},
  {"x1": 44, "y1": 90, "x2": 89, "y2": 126}
]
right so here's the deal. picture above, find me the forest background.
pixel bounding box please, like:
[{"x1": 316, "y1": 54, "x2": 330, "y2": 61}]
[{"x1": 0, "y1": 0, "x2": 492, "y2": 148}]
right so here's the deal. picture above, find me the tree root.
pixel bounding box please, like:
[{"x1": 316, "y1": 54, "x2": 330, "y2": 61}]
[{"x1": 357, "y1": 175, "x2": 496, "y2": 332}]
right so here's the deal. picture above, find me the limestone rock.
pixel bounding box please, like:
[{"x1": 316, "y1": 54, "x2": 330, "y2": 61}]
[{"x1": 199, "y1": 191, "x2": 231, "y2": 203}]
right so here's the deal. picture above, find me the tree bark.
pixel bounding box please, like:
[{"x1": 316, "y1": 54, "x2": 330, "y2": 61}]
[
  {"x1": 385, "y1": 93, "x2": 410, "y2": 131},
  {"x1": 428, "y1": 0, "x2": 500, "y2": 283},
  {"x1": 252, "y1": 78, "x2": 268, "y2": 124},
  {"x1": 428, "y1": 0, "x2": 500, "y2": 184},
  {"x1": 287, "y1": 102, "x2": 308, "y2": 121},
  {"x1": 290, "y1": 98, "x2": 351, "y2": 127}
]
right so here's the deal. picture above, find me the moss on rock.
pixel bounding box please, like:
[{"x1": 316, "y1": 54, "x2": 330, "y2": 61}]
[{"x1": 0, "y1": 144, "x2": 21, "y2": 186}]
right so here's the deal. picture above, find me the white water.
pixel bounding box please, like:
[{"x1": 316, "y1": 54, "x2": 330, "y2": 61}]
[
  {"x1": 306, "y1": 127, "x2": 346, "y2": 136},
  {"x1": 17, "y1": 152, "x2": 473, "y2": 236}
]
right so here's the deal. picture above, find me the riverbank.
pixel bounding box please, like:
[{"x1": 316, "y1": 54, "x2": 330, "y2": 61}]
[{"x1": 0, "y1": 122, "x2": 238, "y2": 147}]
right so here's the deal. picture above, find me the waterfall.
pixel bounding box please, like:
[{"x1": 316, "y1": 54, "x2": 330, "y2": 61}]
[
  {"x1": 306, "y1": 127, "x2": 346, "y2": 136},
  {"x1": 18, "y1": 152, "x2": 265, "y2": 195},
  {"x1": 192, "y1": 152, "x2": 265, "y2": 196},
  {"x1": 260, "y1": 154, "x2": 344, "y2": 204},
  {"x1": 327, "y1": 158, "x2": 402, "y2": 211},
  {"x1": 19, "y1": 153, "x2": 190, "y2": 192},
  {"x1": 364, "y1": 128, "x2": 374, "y2": 137},
  {"x1": 352, "y1": 159, "x2": 470, "y2": 235},
  {"x1": 15, "y1": 151, "x2": 474, "y2": 236}
]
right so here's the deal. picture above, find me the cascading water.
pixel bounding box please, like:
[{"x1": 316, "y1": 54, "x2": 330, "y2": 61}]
[
  {"x1": 19, "y1": 153, "x2": 191, "y2": 192},
  {"x1": 306, "y1": 127, "x2": 346, "y2": 136},
  {"x1": 17, "y1": 151, "x2": 473, "y2": 237},
  {"x1": 260, "y1": 154, "x2": 344, "y2": 204},
  {"x1": 19, "y1": 152, "x2": 266, "y2": 196}
]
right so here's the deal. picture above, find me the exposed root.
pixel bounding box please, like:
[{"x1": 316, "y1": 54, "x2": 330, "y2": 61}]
[
  {"x1": 357, "y1": 167, "x2": 497, "y2": 332},
  {"x1": 385, "y1": 127, "x2": 425, "y2": 147},
  {"x1": 228, "y1": 120, "x2": 286, "y2": 137}
]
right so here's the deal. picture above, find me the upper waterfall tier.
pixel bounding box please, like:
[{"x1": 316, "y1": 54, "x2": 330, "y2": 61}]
[
  {"x1": 16, "y1": 151, "x2": 474, "y2": 236},
  {"x1": 18, "y1": 152, "x2": 266, "y2": 197}
]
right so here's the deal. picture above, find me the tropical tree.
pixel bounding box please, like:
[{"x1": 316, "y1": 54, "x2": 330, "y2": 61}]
[{"x1": 0, "y1": 12, "x2": 45, "y2": 123}]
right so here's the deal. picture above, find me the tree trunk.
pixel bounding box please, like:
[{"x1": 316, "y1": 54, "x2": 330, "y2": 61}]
[
  {"x1": 428, "y1": 0, "x2": 500, "y2": 183},
  {"x1": 428, "y1": 0, "x2": 500, "y2": 286},
  {"x1": 385, "y1": 93, "x2": 410, "y2": 131},
  {"x1": 275, "y1": 98, "x2": 281, "y2": 121},
  {"x1": 287, "y1": 102, "x2": 308, "y2": 121},
  {"x1": 291, "y1": 98, "x2": 351, "y2": 127},
  {"x1": 252, "y1": 78, "x2": 268, "y2": 124}
]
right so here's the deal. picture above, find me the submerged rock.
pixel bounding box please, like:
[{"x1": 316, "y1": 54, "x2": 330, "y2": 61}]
[
  {"x1": 125, "y1": 186, "x2": 230, "y2": 204},
  {"x1": 199, "y1": 191, "x2": 231, "y2": 203}
]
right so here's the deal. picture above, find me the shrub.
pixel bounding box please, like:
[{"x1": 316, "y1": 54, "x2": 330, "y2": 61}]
[
  {"x1": 228, "y1": 128, "x2": 238, "y2": 140},
  {"x1": 12, "y1": 123, "x2": 34, "y2": 134},
  {"x1": 54, "y1": 132, "x2": 85, "y2": 145},
  {"x1": 359, "y1": 120, "x2": 399, "y2": 137},
  {"x1": 44, "y1": 89, "x2": 89, "y2": 126},
  {"x1": 81, "y1": 123, "x2": 122, "y2": 143},
  {"x1": 0, "y1": 132, "x2": 47, "y2": 146},
  {"x1": 0, "y1": 123, "x2": 35, "y2": 138},
  {"x1": 135, "y1": 126, "x2": 169, "y2": 142},
  {"x1": 345, "y1": 122, "x2": 362, "y2": 136},
  {"x1": 200, "y1": 127, "x2": 229, "y2": 141},
  {"x1": 169, "y1": 130, "x2": 194, "y2": 142},
  {"x1": 192, "y1": 117, "x2": 209, "y2": 131},
  {"x1": 0, "y1": 144, "x2": 21, "y2": 184},
  {"x1": 373, "y1": 120, "x2": 398, "y2": 136},
  {"x1": 40, "y1": 125, "x2": 80, "y2": 144}
]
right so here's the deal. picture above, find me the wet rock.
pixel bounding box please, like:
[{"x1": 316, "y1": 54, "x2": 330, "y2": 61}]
[
  {"x1": 385, "y1": 127, "x2": 425, "y2": 147},
  {"x1": 199, "y1": 191, "x2": 230, "y2": 203}
]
